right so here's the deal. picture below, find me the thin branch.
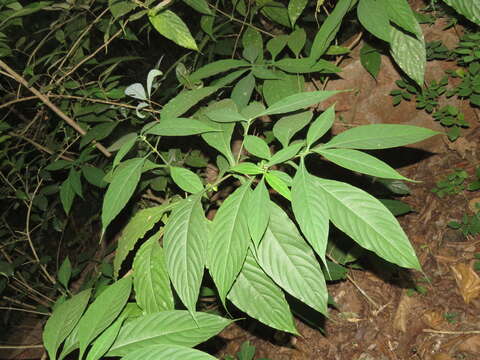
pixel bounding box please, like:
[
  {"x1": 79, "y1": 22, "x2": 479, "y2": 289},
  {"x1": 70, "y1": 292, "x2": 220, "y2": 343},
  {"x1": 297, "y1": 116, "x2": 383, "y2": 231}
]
[
  {"x1": 423, "y1": 329, "x2": 480, "y2": 335},
  {"x1": 8, "y1": 132, "x2": 75, "y2": 162},
  {"x1": 0, "y1": 60, "x2": 112, "y2": 157},
  {"x1": 0, "y1": 345, "x2": 44, "y2": 349},
  {"x1": 0, "y1": 307, "x2": 50, "y2": 316}
]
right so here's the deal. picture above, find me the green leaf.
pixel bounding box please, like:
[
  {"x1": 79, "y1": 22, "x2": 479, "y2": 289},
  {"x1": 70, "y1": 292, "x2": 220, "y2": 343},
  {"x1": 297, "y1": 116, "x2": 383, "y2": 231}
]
[
  {"x1": 114, "y1": 204, "x2": 174, "y2": 279},
  {"x1": 288, "y1": 0, "x2": 308, "y2": 27},
  {"x1": 310, "y1": 0, "x2": 355, "y2": 60},
  {"x1": 43, "y1": 289, "x2": 91, "y2": 360},
  {"x1": 112, "y1": 135, "x2": 137, "y2": 168},
  {"x1": 383, "y1": 0, "x2": 421, "y2": 37},
  {"x1": 60, "y1": 178, "x2": 75, "y2": 215},
  {"x1": 162, "y1": 70, "x2": 247, "y2": 119},
  {"x1": 77, "y1": 277, "x2": 132, "y2": 358},
  {"x1": 208, "y1": 182, "x2": 251, "y2": 304},
  {"x1": 109, "y1": 0, "x2": 137, "y2": 19},
  {"x1": 121, "y1": 344, "x2": 217, "y2": 360},
  {"x1": 170, "y1": 166, "x2": 204, "y2": 194},
  {"x1": 145, "y1": 118, "x2": 219, "y2": 136},
  {"x1": 357, "y1": 0, "x2": 391, "y2": 43},
  {"x1": 442, "y1": 0, "x2": 480, "y2": 25},
  {"x1": 241, "y1": 102, "x2": 266, "y2": 120},
  {"x1": 85, "y1": 316, "x2": 125, "y2": 360},
  {"x1": 258, "y1": 0, "x2": 291, "y2": 27},
  {"x1": 265, "y1": 141, "x2": 304, "y2": 167},
  {"x1": 149, "y1": 10, "x2": 198, "y2": 50},
  {"x1": 248, "y1": 178, "x2": 270, "y2": 247},
  {"x1": 108, "y1": 311, "x2": 231, "y2": 356},
  {"x1": 133, "y1": 232, "x2": 174, "y2": 313},
  {"x1": 58, "y1": 257, "x2": 72, "y2": 289},
  {"x1": 58, "y1": 323, "x2": 80, "y2": 360},
  {"x1": 379, "y1": 199, "x2": 412, "y2": 216},
  {"x1": 291, "y1": 162, "x2": 329, "y2": 264},
  {"x1": 189, "y1": 59, "x2": 250, "y2": 82},
  {"x1": 68, "y1": 168, "x2": 83, "y2": 198},
  {"x1": 390, "y1": 24, "x2": 426, "y2": 86},
  {"x1": 257, "y1": 203, "x2": 328, "y2": 315},
  {"x1": 231, "y1": 72, "x2": 256, "y2": 109},
  {"x1": 274, "y1": 58, "x2": 341, "y2": 74},
  {"x1": 260, "y1": 90, "x2": 340, "y2": 116},
  {"x1": 316, "y1": 177, "x2": 421, "y2": 269},
  {"x1": 287, "y1": 27, "x2": 306, "y2": 57},
  {"x1": 230, "y1": 162, "x2": 264, "y2": 175},
  {"x1": 82, "y1": 166, "x2": 107, "y2": 188},
  {"x1": 306, "y1": 104, "x2": 335, "y2": 147},
  {"x1": 80, "y1": 122, "x2": 117, "y2": 149},
  {"x1": 164, "y1": 194, "x2": 208, "y2": 313},
  {"x1": 182, "y1": 0, "x2": 212, "y2": 15},
  {"x1": 360, "y1": 43, "x2": 382, "y2": 79},
  {"x1": 242, "y1": 27, "x2": 263, "y2": 62},
  {"x1": 244, "y1": 135, "x2": 271, "y2": 160},
  {"x1": 267, "y1": 35, "x2": 289, "y2": 60},
  {"x1": 273, "y1": 110, "x2": 312, "y2": 148},
  {"x1": 263, "y1": 74, "x2": 305, "y2": 106},
  {"x1": 206, "y1": 105, "x2": 248, "y2": 123},
  {"x1": 316, "y1": 148, "x2": 412, "y2": 180},
  {"x1": 101, "y1": 158, "x2": 144, "y2": 234},
  {"x1": 265, "y1": 172, "x2": 291, "y2": 200},
  {"x1": 322, "y1": 124, "x2": 439, "y2": 150},
  {"x1": 228, "y1": 251, "x2": 297, "y2": 334}
]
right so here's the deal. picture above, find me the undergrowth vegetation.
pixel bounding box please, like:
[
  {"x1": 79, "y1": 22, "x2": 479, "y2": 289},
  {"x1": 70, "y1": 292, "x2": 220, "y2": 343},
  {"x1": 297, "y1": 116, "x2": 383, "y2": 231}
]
[{"x1": 0, "y1": 0, "x2": 479, "y2": 359}]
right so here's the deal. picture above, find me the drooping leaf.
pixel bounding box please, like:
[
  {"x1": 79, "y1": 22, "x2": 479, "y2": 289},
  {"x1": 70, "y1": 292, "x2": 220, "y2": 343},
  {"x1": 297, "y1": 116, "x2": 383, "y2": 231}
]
[
  {"x1": 288, "y1": 0, "x2": 308, "y2": 27},
  {"x1": 189, "y1": 59, "x2": 250, "y2": 83},
  {"x1": 60, "y1": 178, "x2": 75, "y2": 215},
  {"x1": 316, "y1": 177, "x2": 421, "y2": 269},
  {"x1": 291, "y1": 162, "x2": 329, "y2": 264},
  {"x1": 43, "y1": 289, "x2": 91, "y2": 360},
  {"x1": 310, "y1": 0, "x2": 355, "y2": 60},
  {"x1": 164, "y1": 194, "x2": 208, "y2": 313},
  {"x1": 208, "y1": 182, "x2": 251, "y2": 304},
  {"x1": 231, "y1": 72, "x2": 256, "y2": 109},
  {"x1": 85, "y1": 315, "x2": 125, "y2": 360},
  {"x1": 260, "y1": 90, "x2": 339, "y2": 116},
  {"x1": 82, "y1": 166, "x2": 107, "y2": 188},
  {"x1": 145, "y1": 118, "x2": 219, "y2": 136},
  {"x1": 257, "y1": 202, "x2": 328, "y2": 315},
  {"x1": 101, "y1": 158, "x2": 145, "y2": 234},
  {"x1": 257, "y1": 0, "x2": 291, "y2": 27},
  {"x1": 321, "y1": 124, "x2": 439, "y2": 150},
  {"x1": 287, "y1": 27, "x2": 307, "y2": 57},
  {"x1": 228, "y1": 251, "x2": 297, "y2": 334},
  {"x1": 243, "y1": 135, "x2": 271, "y2": 160},
  {"x1": 273, "y1": 110, "x2": 312, "y2": 148},
  {"x1": 109, "y1": 0, "x2": 137, "y2": 19},
  {"x1": 390, "y1": 24, "x2": 426, "y2": 86},
  {"x1": 265, "y1": 172, "x2": 291, "y2": 200},
  {"x1": 77, "y1": 277, "x2": 132, "y2": 358},
  {"x1": 58, "y1": 257, "x2": 72, "y2": 289},
  {"x1": 114, "y1": 203, "x2": 174, "y2": 279},
  {"x1": 133, "y1": 232, "x2": 174, "y2": 313},
  {"x1": 316, "y1": 148, "x2": 412, "y2": 181},
  {"x1": 121, "y1": 344, "x2": 217, "y2": 360},
  {"x1": 383, "y1": 0, "x2": 421, "y2": 37},
  {"x1": 267, "y1": 34, "x2": 289, "y2": 60},
  {"x1": 107, "y1": 311, "x2": 231, "y2": 356},
  {"x1": 306, "y1": 104, "x2": 335, "y2": 147},
  {"x1": 149, "y1": 10, "x2": 198, "y2": 50},
  {"x1": 58, "y1": 323, "x2": 80, "y2": 360},
  {"x1": 125, "y1": 83, "x2": 147, "y2": 100},
  {"x1": 248, "y1": 178, "x2": 270, "y2": 247},
  {"x1": 360, "y1": 43, "x2": 382, "y2": 79},
  {"x1": 147, "y1": 69, "x2": 163, "y2": 98},
  {"x1": 170, "y1": 166, "x2": 204, "y2": 194},
  {"x1": 357, "y1": 0, "x2": 391, "y2": 43},
  {"x1": 182, "y1": 0, "x2": 212, "y2": 15},
  {"x1": 442, "y1": 0, "x2": 480, "y2": 25}
]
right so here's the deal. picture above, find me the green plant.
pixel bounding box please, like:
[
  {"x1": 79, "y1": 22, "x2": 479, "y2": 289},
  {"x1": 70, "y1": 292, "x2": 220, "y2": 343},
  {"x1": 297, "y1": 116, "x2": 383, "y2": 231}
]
[
  {"x1": 448, "y1": 210, "x2": 480, "y2": 237},
  {"x1": 443, "y1": 312, "x2": 459, "y2": 323},
  {"x1": 224, "y1": 341, "x2": 270, "y2": 360},
  {"x1": 431, "y1": 169, "x2": 468, "y2": 197}
]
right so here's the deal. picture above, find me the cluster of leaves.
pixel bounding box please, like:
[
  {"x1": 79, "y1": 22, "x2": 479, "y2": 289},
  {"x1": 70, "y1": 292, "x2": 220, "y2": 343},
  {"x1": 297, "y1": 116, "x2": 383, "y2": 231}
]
[
  {"x1": 224, "y1": 341, "x2": 270, "y2": 360},
  {"x1": 431, "y1": 169, "x2": 468, "y2": 197}
]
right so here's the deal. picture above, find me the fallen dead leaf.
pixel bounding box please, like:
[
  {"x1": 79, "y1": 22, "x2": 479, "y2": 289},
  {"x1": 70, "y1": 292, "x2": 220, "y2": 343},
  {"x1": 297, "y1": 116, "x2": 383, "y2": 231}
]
[
  {"x1": 422, "y1": 310, "x2": 445, "y2": 329},
  {"x1": 393, "y1": 293, "x2": 416, "y2": 332},
  {"x1": 457, "y1": 335, "x2": 480, "y2": 354},
  {"x1": 431, "y1": 353, "x2": 454, "y2": 360},
  {"x1": 451, "y1": 262, "x2": 480, "y2": 304},
  {"x1": 469, "y1": 197, "x2": 480, "y2": 213}
]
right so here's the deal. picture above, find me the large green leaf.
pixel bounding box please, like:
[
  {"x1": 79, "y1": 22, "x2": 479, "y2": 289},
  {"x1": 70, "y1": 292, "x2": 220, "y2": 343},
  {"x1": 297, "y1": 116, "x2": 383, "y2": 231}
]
[
  {"x1": 390, "y1": 24, "x2": 426, "y2": 86},
  {"x1": 265, "y1": 172, "x2": 291, "y2": 200},
  {"x1": 43, "y1": 289, "x2": 91, "y2": 360},
  {"x1": 322, "y1": 124, "x2": 439, "y2": 150},
  {"x1": 273, "y1": 110, "x2": 312, "y2": 148},
  {"x1": 133, "y1": 232, "x2": 174, "y2": 313},
  {"x1": 316, "y1": 178, "x2": 421, "y2": 269},
  {"x1": 291, "y1": 162, "x2": 329, "y2": 264},
  {"x1": 260, "y1": 90, "x2": 339, "y2": 116},
  {"x1": 383, "y1": 0, "x2": 421, "y2": 37},
  {"x1": 78, "y1": 277, "x2": 132, "y2": 358},
  {"x1": 164, "y1": 194, "x2": 208, "y2": 313},
  {"x1": 310, "y1": 0, "x2": 356, "y2": 60},
  {"x1": 443, "y1": 0, "x2": 480, "y2": 25},
  {"x1": 189, "y1": 59, "x2": 250, "y2": 82},
  {"x1": 121, "y1": 344, "x2": 217, "y2": 360},
  {"x1": 243, "y1": 135, "x2": 271, "y2": 160},
  {"x1": 208, "y1": 182, "x2": 251, "y2": 304},
  {"x1": 170, "y1": 166, "x2": 204, "y2": 194},
  {"x1": 161, "y1": 70, "x2": 247, "y2": 119},
  {"x1": 231, "y1": 72, "x2": 256, "y2": 109},
  {"x1": 101, "y1": 158, "x2": 144, "y2": 234},
  {"x1": 248, "y1": 178, "x2": 270, "y2": 247},
  {"x1": 263, "y1": 74, "x2": 305, "y2": 106},
  {"x1": 257, "y1": 203, "x2": 328, "y2": 315},
  {"x1": 149, "y1": 10, "x2": 198, "y2": 50},
  {"x1": 107, "y1": 311, "x2": 231, "y2": 356},
  {"x1": 145, "y1": 118, "x2": 219, "y2": 136},
  {"x1": 306, "y1": 104, "x2": 335, "y2": 148},
  {"x1": 316, "y1": 148, "x2": 412, "y2": 181},
  {"x1": 228, "y1": 251, "x2": 297, "y2": 334},
  {"x1": 114, "y1": 203, "x2": 174, "y2": 279},
  {"x1": 58, "y1": 323, "x2": 80, "y2": 360},
  {"x1": 85, "y1": 315, "x2": 125, "y2": 360},
  {"x1": 357, "y1": 0, "x2": 391, "y2": 43}
]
